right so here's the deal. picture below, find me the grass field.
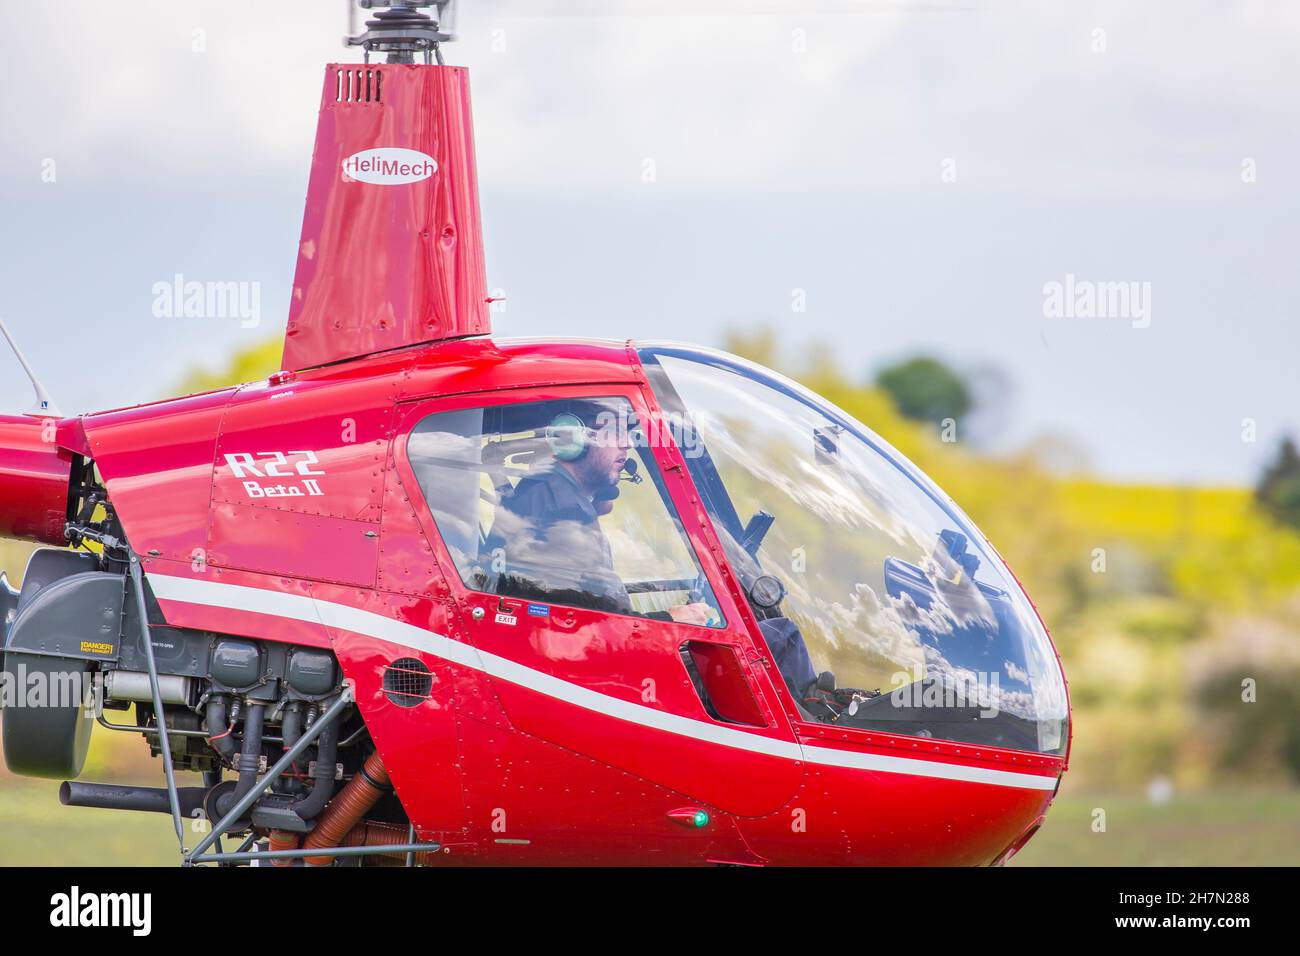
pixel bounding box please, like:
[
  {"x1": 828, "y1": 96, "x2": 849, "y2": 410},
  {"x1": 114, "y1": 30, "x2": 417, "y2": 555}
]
[
  {"x1": 1, "y1": 776, "x2": 1296, "y2": 866},
  {"x1": 1010, "y1": 788, "x2": 1300, "y2": 866},
  {"x1": 1, "y1": 777, "x2": 187, "y2": 866}
]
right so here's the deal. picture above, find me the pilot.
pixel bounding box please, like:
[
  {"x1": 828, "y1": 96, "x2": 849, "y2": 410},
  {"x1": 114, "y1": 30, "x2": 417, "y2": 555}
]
[
  {"x1": 484, "y1": 402, "x2": 714, "y2": 626},
  {"x1": 486, "y1": 402, "x2": 836, "y2": 711}
]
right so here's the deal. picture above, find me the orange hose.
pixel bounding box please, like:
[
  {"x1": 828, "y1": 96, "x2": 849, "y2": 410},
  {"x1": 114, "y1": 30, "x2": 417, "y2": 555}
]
[
  {"x1": 303, "y1": 751, "x2": 390, "y2": 866},
  {"x1": 341, "y1": 820, "x2": 438, "y2": 866},
  {"x1": 268, "y1": 829, "x2": 301, "y2": 868}
]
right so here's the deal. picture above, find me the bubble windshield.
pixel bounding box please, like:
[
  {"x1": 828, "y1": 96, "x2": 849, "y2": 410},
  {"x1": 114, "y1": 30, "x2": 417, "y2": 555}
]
[{"x1": 640, "y1": 346, "x2": 1069, "y2": 755}]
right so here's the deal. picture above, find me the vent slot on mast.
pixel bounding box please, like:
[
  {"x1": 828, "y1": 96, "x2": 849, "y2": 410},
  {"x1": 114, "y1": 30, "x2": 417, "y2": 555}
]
[{"x1": 336, "y1": 68, "x2": 382, "y2": 103}]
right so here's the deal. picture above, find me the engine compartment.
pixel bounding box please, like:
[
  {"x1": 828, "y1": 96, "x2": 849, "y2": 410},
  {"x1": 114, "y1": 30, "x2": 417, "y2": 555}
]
[{"x1": 0, "y1": 464, "x2": 422, "y2": 866}]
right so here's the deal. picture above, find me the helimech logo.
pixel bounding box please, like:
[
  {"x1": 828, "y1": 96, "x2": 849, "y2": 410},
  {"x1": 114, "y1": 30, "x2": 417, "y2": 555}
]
[{"x1": 342, "y1": 147, "x2": 438, "y2": 185}]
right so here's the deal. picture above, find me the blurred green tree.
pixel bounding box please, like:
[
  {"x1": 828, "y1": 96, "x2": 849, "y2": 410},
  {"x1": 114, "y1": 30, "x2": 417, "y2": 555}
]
[
  {"x1": 176, "y1": 337, "x2": 283, "y2": 394},
  {"x1": 1256, "y1": 436, "x2": 1300, "y2": 531},
  {"x1": 874, "y1": 356, "x2": 972, "y2": 425},
  {"x1": 1196, "y1": 663, "x2": 1300, "y2": 784}
]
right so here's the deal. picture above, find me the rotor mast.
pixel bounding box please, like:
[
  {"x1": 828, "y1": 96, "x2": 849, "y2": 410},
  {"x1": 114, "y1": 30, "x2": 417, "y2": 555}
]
[
  {"x1": 282, "y1": 0, "x2": 488, "y2": 372},
  {"x1": 346, "y1": 1, "x2": 456, "y2": 65}
]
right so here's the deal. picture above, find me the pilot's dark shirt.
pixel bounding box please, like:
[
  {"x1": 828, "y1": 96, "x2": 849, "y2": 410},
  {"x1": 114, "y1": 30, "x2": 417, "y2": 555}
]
[
  {"x1": 485, "y1": 466, "x2": 631, "y2": 613},
  {"x1": 504, "y1": 465, "x2": 599, "y2": 528}
]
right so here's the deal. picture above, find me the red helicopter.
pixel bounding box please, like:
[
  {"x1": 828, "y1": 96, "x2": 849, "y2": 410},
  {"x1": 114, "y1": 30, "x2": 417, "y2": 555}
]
[{"x1": 0, "y1": 0, "x2": 1070, "y2": 866}]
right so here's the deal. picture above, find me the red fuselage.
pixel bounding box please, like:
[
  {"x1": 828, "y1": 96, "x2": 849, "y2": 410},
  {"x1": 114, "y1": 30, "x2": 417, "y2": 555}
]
[{"x1": 68, "y1": 336, "x2": 1068, "y2": 866}]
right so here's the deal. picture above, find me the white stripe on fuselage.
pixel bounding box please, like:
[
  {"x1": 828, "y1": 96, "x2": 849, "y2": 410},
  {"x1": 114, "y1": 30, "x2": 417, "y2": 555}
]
[{"x1": 147, "y1": 573, "x2": 1058, "y2": 792}]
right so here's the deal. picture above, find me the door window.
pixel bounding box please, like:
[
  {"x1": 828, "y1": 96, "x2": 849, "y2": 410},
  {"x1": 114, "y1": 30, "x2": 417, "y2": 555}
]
[{"x1": 405, "y1": 395, "x2": 724, "y2": 627}]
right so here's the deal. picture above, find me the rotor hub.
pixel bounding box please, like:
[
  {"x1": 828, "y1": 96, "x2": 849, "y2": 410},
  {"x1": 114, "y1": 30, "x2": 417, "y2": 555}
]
[{"x1": 346, "y1": 1, "x2": 455, "y2": 65}]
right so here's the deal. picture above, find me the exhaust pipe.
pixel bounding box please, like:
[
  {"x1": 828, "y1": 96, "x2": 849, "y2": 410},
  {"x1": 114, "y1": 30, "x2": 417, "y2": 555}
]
[
  {"x1": 289, "y1": 718, "x2": 339, "y2": 825},
  {"x1": 215, "y1": 703, "x2": 265, "y2": 819},
  {"x1": 60, "y1": 781, "x2": 206, "y2": 817}
]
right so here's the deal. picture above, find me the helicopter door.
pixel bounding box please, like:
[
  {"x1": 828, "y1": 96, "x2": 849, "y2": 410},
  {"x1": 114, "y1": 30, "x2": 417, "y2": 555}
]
[{"x1": 395, "y1": 386, "x2": 803, "y2": 818}]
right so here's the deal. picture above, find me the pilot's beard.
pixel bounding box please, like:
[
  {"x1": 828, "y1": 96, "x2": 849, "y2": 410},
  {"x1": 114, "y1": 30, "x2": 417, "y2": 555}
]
[
  {"x1": 576, "y1": 458, "x2": 620, "y2": 494},
  {"x1": 592, "y1": 478, "x2": 620, "y2": 503}
]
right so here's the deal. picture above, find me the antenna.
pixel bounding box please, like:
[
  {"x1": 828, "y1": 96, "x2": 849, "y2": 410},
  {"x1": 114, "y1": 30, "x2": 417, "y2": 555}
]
[
  {"x1": 0, "y1": 317, "x2": 60, "y2": 417},
  {"x1": 346, "y1": 1, "x2": 457, "y2": 65}
]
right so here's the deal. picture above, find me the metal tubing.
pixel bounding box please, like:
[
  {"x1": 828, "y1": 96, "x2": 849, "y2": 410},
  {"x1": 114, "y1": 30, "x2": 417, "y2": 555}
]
[
  {"x1": 128, "y1": 553, "x2": 184, "y2": 850},
  {"x1": 95, "y1": 712, "x2": 287, "y2": 749},
  {"x1": 186, "y1": 685, "x2": 353, "y2": 863},
  {"x1": 98, "y1": 711, "x2": 206, "y2": 737},
  {"x1": 194, "y1": 841, "x2": 441, "y2": 865},
  {"x1": 220, "y1": 702, "x2": 266, "y2": 819}
]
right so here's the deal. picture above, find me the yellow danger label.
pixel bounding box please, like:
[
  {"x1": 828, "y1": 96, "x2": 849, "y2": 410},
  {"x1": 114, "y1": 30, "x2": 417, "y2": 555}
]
[{"x1": 80, "y1": 641, "x2": 114, "y2": 655}]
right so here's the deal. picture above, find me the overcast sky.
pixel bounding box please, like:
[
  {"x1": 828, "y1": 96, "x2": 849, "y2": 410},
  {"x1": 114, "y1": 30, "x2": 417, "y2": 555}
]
[{"x1": 1, "y1": 1, "x2": 1296, "y2": 485}]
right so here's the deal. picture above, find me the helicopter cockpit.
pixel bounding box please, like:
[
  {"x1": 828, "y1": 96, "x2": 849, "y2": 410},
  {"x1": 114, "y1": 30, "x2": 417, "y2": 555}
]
[
  {"x1": 639, "y1": 345, "x2": 1071, "y2": 756},
  {"x1": 402, "y1": 344, "x2": 1068, "y2": 757},
  {"x1": 406, "y1": 396, "x2": 727, "y2": 627}
]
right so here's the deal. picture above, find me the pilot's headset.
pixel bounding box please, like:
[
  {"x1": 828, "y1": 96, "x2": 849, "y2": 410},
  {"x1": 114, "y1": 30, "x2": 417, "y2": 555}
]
[
  {"x1": 543, "y1": 410, "x2": 596, "y2": 462},
  {"x1": 544, "y1": 406, "x2": 642, "y2": 502}
]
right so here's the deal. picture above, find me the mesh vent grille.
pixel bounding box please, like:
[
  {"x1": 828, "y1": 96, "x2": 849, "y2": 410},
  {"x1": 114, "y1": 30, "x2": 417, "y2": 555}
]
[
  {"x1": 336, "y1": 68, "x2": 382, "y2": 103},
  {"x1": 383, "y1": 657, "x2": 432, "y2": 707}
]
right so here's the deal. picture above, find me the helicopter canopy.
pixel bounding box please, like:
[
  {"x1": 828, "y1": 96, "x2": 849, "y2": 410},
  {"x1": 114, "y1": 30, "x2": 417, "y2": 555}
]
[{"x1": 639, "y1": 345, "x2": 1070, "y2": 756}]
